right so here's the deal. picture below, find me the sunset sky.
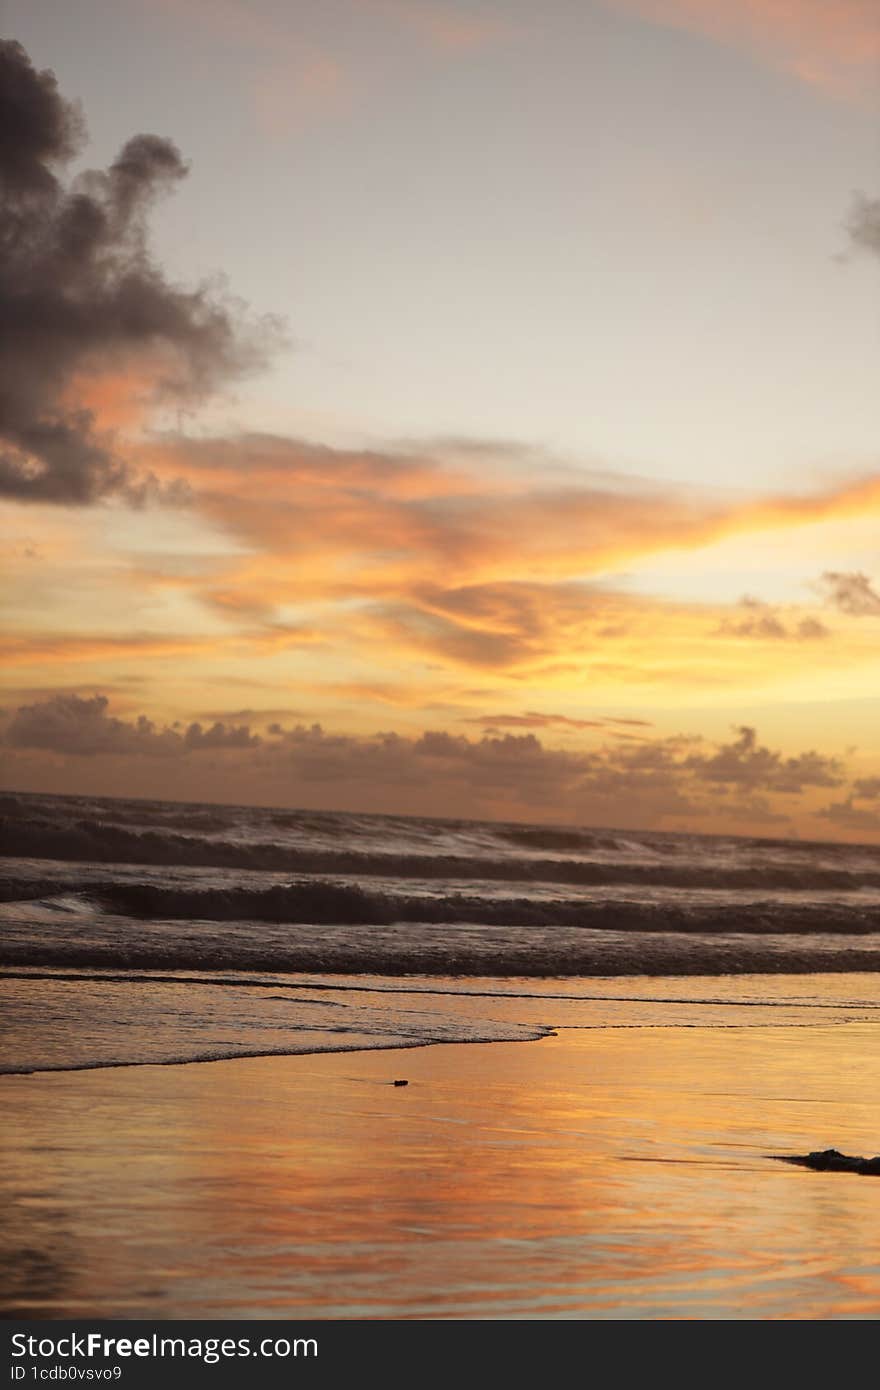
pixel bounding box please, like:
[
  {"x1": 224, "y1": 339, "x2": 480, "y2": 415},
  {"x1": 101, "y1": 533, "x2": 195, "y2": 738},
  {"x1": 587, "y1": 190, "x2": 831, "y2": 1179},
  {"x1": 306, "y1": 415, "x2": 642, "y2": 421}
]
[{"x1": 2, "y1": 0, "x2": 880, "y2": 836}]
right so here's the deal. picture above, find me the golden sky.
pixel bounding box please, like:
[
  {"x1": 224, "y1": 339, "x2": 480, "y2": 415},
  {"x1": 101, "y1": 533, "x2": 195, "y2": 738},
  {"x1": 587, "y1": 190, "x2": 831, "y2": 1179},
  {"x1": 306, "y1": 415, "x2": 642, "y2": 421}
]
[{"x1": 2, "y1": 3, "x2": 880, "y2": 838}]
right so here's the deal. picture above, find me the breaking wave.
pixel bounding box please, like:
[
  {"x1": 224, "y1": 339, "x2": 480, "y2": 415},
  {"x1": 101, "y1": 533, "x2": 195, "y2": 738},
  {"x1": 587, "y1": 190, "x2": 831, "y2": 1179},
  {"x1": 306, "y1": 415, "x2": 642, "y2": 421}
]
[
  {"x1": 5, "y1": 814, "x2": 880, "y2": 892},
  {"x1": 1, "y1": 878, "x2": 878, "y2": 933},
  {"x1": 4, "y1": 789, "x2": 880, "y2": 979}
]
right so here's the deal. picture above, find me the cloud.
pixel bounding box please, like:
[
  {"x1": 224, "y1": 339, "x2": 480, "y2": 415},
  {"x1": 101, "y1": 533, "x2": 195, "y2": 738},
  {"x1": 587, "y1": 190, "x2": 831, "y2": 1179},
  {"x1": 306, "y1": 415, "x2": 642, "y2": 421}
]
[
  {"x1": 140, "y1": 430, "x2": 880, "y2": 639},
  {"x1": 817, "y1": 799, "x2": 880, "y2": 833},
  {"x1": 315, "y1": 680, "x2": 443, "y2": 708},
  {"x1": 182, "y1": 720, "x2": 261, "y2": 751},
  {"x1": 0, "y1": 681, "x2": 143, "y2": 702},
  {"x1": 152, "y1": 0, "x2": 353, "y2": 137},
  {"x1": 251, "y1": 52, "x2": 349, "y2": 137},
  {"x1": 461, "y1": 711, "x2": 604, "y2": 730},
  {"x1": 6, "y1": 41, "x2": 880, "y2": 740},
  {"x1": 261, "y1": 719, "x2": 704, "y2": 819},
  {"x1": 3, "y1": 694, "x2": 849, "y2": 830},
  {"x1": 795, "y1": 617, "x2": 831, "y2": 640},
  {"x1": 186, "y1": 437, "x2": 736, "y2": 583},
  {"x1": 709, "y1": 794, "x2": 790, "y2": 826},
  {"x1": 459, "y1": 710, "x2": 656, "y2": 731},
  {"x1": 0, "y1": 620, "x2": 323, "y2": 670},
  {"x1": 198, "y1": 706, "x2": 310, "y2": 724},
  {"x1": 0, "y1": 40, "x2": 276, "y2": 505},
  {"x1": 0, "y1": 632, "x2": 210, "y2": 668},
  {"x1": 153, "y1": 1, "x2": 506, "y2": 141},
  {"x1": 362, "y1": 0, "x2": 509, "y2": 52},
  {"x1": 5, "y1": 694, "x2": 180, "y2": 756},
  {"x1": 717, "y1": 596, "x2": 828, "y2": 641},
  {"x1": 852, "y1": 777, "x2": 880, "y2": 800},
  {"x1": 0, "y1": 36, "x2": 85, "y2": 195},
  {"x1": 601, "y1": 0, "x2": 880, "y2": 100},
  {"x1": 819, "y1": 571, "x2": 880, "y2": 617},
  {"x1": 846, "y1": 193, "x2": 880, "y2": 258},
  {"x1": 4, "y1": 694, "x2": 260, "y2": 757},
  {"x1": 688, "y1": 725, "x2": 843, "y2": 794}
]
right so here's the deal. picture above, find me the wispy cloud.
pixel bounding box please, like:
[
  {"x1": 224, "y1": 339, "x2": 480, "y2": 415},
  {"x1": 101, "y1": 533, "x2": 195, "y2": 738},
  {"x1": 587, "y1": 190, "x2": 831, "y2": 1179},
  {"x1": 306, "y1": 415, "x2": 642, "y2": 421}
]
[
  {"x1": 151, "y1": 0, "x2": 353, "y2": 135},
  {"x1": 359, "y1": 0, "x2": 509, "y2": 52},
  {"x1": 150, "y1": 0, "x2": 506, "y2": 136},
  {"x1": 601, "y1": 0, "x2": 880, "y2": 100},
  {"x1": 461, "y1": 710, "x2": 605, "y2": 730},
  {"x1": 118, "y1": 429, "x2": 880, "y2": 685},
  {"x1": 0, "y1": 625, "x2": 322, "y2": 669}
]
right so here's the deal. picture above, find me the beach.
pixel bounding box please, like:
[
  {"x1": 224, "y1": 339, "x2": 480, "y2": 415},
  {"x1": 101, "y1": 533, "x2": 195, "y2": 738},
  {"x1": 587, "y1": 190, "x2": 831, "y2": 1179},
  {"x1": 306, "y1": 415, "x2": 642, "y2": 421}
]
[
  {"x1": 3, "y1": 976, "x2": 880, "y2": 1320},
  {"x1": 5, "y1": 3, "x2": 880, "y2": 1336},
  {"x1": 4, "y1": 793, "x2": 880, "y2": 1319}
]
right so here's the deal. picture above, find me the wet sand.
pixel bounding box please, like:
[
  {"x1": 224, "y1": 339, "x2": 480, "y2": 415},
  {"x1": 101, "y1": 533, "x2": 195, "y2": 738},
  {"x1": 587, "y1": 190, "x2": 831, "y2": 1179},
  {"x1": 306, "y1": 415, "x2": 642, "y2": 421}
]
[{"x1": 3, "y1": 1008, "x2": 880, "y2": 1320}]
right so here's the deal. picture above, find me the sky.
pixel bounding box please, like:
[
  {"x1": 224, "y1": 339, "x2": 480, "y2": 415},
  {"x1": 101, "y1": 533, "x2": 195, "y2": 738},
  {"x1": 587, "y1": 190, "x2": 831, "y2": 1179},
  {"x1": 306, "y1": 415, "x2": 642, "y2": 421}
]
[{"x1": 1, "y1": 0, "x2": 880, "y2": 837}]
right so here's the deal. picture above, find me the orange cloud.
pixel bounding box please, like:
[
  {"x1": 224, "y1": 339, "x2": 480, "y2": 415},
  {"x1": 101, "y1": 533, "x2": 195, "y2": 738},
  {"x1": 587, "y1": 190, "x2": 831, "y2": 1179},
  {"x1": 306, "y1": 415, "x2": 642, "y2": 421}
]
[
  {"x1": 144, "y1": 433, "x2": 880, "y2": 600},
  {"x1": 0, "y1": 633, "x2": 206, "y2": 668},
  {"x1": 11, "y1": 418, "x2": 880, "y2": 720},
  {"x1": 92, "y1": 429, "x2": 880, "y2": 696},
  {"x1": 249, "y1": 51, "x2": 351, "y2": 138},
  {"x1": 361, "y1": 0, "x2": 510, "y2": 52},
  {"x1": 461, "y1": 711, "x2": 605, "y2": 730},
  {"x1": 152, "y1": 0, "x2": 353, "y2": 136},
  {"x1": 461, "y1": 711, "x2": 658, "y2": 731},
  {"x1": 150, "y1": 0, "x2": 505, "y2": 141},
  {"x1": 602, "y1": 0, "x2": 880, "y2": 99},
  {"x1": 0, "y1": 624, "x2": 322, "y2": 669},
  {"x1": 62, "y1": 370, "x2": 158, "y2": 433}
]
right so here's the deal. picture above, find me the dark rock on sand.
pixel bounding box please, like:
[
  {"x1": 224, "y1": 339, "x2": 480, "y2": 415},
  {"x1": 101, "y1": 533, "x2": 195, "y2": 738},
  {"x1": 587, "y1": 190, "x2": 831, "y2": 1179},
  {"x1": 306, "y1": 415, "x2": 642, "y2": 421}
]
[
  {"x1": 392, "y1": 1079, "x2": 409, "y2": 1087},
  {"x1": 778, "y1": 1148, "x2": 880, "y2": 1175}
]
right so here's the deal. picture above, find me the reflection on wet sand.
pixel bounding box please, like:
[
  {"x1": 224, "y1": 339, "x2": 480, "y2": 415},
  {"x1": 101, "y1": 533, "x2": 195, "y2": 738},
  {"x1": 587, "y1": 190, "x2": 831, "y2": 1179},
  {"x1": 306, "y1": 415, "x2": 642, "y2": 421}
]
[
  {"x1": 0, "y1": 1198, "x2": 77, "y2": 1318},
  {"x1": 2, "y1": 1008, "x2": 880, "y2": 1318}
]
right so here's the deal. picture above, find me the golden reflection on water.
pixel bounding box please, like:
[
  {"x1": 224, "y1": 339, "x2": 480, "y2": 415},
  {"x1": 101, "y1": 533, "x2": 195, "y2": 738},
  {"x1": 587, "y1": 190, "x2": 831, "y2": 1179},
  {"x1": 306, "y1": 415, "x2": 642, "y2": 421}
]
[{"x1": 3, "y1": 1018, "x2": 880, "y2": 1319}]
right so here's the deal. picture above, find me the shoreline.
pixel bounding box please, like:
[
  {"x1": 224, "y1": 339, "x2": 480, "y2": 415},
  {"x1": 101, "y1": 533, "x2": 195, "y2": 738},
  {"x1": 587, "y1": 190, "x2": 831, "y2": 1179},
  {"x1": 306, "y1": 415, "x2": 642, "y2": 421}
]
[
  {"x1": 1, "y1": 1032, "x2": 554, "y2": 1079},
  {"x1": 4, "y1": 990, "x2": 880, "y2": 1320},
  {"x1": 5, "y1": 968, "x2": 880, "y2": 1076}
]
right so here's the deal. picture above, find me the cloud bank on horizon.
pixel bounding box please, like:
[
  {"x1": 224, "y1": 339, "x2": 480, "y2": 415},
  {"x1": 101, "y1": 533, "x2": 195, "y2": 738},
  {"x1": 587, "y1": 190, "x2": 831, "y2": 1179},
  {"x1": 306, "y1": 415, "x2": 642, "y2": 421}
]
[
  {"x1": 1, "y1": 691, "x2": 852, "y2": 831},
  {"x1": 2, "y1": 28, "x2": 880, "y2": 839}
]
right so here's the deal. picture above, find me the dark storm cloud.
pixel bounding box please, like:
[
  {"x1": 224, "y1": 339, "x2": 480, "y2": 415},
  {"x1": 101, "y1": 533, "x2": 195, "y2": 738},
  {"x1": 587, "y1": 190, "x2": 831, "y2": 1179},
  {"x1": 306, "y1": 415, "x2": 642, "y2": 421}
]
[
  {"x1": 819, "y1": 571, "x2": 880, "y2": 617},
  {"x1": 4, "y1": 694, "x2": 260, "y2": 756},
  {"x1": 0, "y1": 36, "x2": 84, "y2": 195},
  {"x1": 0, "y1": 40, "x2": 275, "y2": 504}
]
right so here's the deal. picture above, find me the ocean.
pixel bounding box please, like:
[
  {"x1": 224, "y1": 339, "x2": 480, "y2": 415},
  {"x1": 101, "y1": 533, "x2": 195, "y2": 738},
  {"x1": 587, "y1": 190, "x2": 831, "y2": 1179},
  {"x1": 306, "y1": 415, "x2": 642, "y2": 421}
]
[{"x1": 3, "y1": 789, "x2": 880, "y2": 1076}]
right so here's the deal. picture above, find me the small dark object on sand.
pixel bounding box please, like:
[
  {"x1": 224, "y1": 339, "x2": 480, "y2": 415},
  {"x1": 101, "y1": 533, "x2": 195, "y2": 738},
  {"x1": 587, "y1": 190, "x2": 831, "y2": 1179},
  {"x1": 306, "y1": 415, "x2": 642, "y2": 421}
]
[
  {"x1": 778, "y1": 1148, "x2": 880, "y2": 1175},
  {"x1": 392, "y1": 1079, "x2": 409, "y2": 1087}
]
